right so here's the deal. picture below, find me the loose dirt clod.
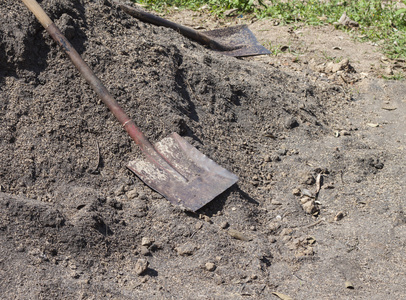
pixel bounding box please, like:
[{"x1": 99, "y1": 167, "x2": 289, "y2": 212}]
[{"x1": 135, "y1": 258, "x2": 149, "y2": 275}]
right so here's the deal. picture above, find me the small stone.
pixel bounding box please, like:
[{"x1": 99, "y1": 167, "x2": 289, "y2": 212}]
[
  {"x1": 135, "y1": 258, "x2": 149, "y2": 275},
  {"x1": 285, "y1": 117, "x2": 299, "y2": 129},
  {"x1": 302, "y1": 200, "x2": 318, "y2": 214},
  {"x1": 264, "y1": 155, "x2": 271, "y2": 162},
  {"x1": 271, "y1": 199, "x2": 282, "y2": 205},
  {"x1": 16, "y1": 244, "x2": 25, "y2": 252},
  {"x1": 195, "y1": 222, "x2": 203, "y2": 230},
  {"x1": 300, "y1": 196, "x2": 312, "y2": 204},
  {"x1": 302, "y1": 173, "x2": 316, "y2": 185},
  {"x1": 126, "y1": 189, "x2": 139, "y2": 200},
  {"x1": 71, "y1": 271, "x2": 80, "y2": 279},
  {"x1": 176, "y1": 243, "x2": 197, "y2": 256},
  {"x1": 292, "y1": 188, "x2": 301, "y2": 196},
  {"x1": 228, "y1": 229, "x2": 250, "y2": 241},
  {"x1": 204, "y1": 215, "x2": 212, "y2": 223},
  {"x1": 269, "y1": 237, "x2": 277, "y2": 243},
  {"x1": 345, "y1": 280, "x2": 354, "y2": 289},
  {"x1": 268, "y1": 222, "x2": 280, "y2": 233},
  {"x1": 220, "y1": 221, "x2": 229, "y2": 229},
  {"x1": 276, "y1": 148, "x2": 288, "y2": 156},
  {"x1": 334, "y1": 211, "x2": 345, "y2": 221},
  {"x1": 214, "y1": 274, "x2": 224, "y2": 285},
  {"x1": 205, "y1": 262, "x2": 216, "y2": 272},
  {"x1": 324, "y1": 183, "x2": 335, "y2": 189},
  {"x1": 141, "y1": 237, "x2": 154, "y2": 247},
  {"x1": 301, "y1": 189, "x2": 315, "y2": 198},
  {"x1": 140, "y1": 246, "x2": 150, "y2": 256}
]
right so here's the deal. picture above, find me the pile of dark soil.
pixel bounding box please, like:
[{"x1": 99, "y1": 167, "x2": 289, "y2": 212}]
[{"x1": 1, "y1": 1, "x2": 405, "y2": 299}]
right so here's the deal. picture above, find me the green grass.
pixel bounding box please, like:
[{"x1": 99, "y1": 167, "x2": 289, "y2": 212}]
[{"x1": 134, "y1": 0, "x2": 406, "y2": 60}]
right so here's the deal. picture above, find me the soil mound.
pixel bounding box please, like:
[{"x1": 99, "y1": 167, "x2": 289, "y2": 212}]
[{"x1": 4, "y1": 1, "x2": 404, "y2": 299}]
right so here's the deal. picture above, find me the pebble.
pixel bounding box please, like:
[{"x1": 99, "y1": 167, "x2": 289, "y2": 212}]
[
  {"x1": 345, "y1": 280, "x2": 354, "y2": 289},
  {"x1": 141, "y1": 237, "x2": 154, "y2": 247},
  {"x1": 302, "y1": 199, "x2": 319, "y2": 214},
  {"x1": 220, "y1": 221, "x2": 229, "y2": 229},
  {"x1": 340, "y1": 130, "x2": 351, "y2": 136},
  {"x1": 301, "y1": 189, "x2": 314, "y2": 198},
  {"x1": 205, "y1": 262, "x2": 216, "y2": 272},
  {"x1": 292, "y1": 188, "x2": 301, "y2": 196},
  {"x1": 285, "y1": 117, "x2": 299, "y2": 129},
  {"x1": 228, "y1": 229, "x2": 250, "y2": 241},
  {"x1": 271, "y1": 199, "x2": 282, "y2": 205},
  {"x1": 300, "y1": 196, "x2": 312, "y2": 204},
  {"x1": 203, "y1": 215, "x2": 212, "y2": 223},
  {"x1": 334, "y1": 211, "x2": 345, "y2": 221},
  {"x1": 276, "y1": 148, "x2": 288, "y2": 156},
  {"x1": 302, "y1": 173, "x2": 316, "y2": 185},
  {"x1": 16, "y1": 244, "x2": 25, "y2": 252},
  {"x1": 135, "y1": 258, "x2": 149, "y2": 275},
  {"x1": 268, "y1": 222, "x2": 281, "y2": 232},
  {"x1": 214, "y1": 274, "x2": 224, "y2": 285},
  {"x1": 175, "y1": 243, "x2": 197, "y2": 256},
  {"x1": 126, "y1": 189, "x2": 139, "y2": 200},
  {"x1": 140, "y1": 246, "x2": 150, "y2": 256}
]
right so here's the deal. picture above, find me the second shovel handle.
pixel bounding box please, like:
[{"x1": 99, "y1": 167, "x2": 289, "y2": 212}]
[{"x1": 119, "y1": 4, "x2": 228, "y2": 50}]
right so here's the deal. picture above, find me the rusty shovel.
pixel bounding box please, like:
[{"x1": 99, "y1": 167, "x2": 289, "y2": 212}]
[
  {"x1": 119, "y1": 4, "x2": 271, "y2": 57},
  {"x1": 21, "y1": 0, "x2": 238, "y2": 212}
]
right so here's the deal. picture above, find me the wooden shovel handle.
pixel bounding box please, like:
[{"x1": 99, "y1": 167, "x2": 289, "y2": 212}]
[
  {"x1": 20, "y1": 0, "x2": 154, "y2": 153},
  {"x1": 119, "y1": 4, "x2": 230, "y2": 51},
  {"x1": 21, "y1": 0, "x2": 52, "y2": 28}
]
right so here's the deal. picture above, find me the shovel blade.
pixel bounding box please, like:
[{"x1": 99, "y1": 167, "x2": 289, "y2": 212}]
[
  {"x1": 203, "y1": 24, "x2": 271, "y2": 57},
  {"x1": 127, "y1": 133, "x2": 238, "y2": 212}
]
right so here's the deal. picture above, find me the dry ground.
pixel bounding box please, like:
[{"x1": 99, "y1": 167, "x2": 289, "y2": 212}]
[{"x1": 0, "y1": 1, "x2": 405, "y2": 299}]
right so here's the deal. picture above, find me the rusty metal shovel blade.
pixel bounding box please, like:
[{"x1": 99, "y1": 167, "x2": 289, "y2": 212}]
[
  {"x1": 128, "y1": 133, "x2": 238, "y2": 212},
  {"x1": 119, "y1": 4, "x2": 270, "y2": 58}
]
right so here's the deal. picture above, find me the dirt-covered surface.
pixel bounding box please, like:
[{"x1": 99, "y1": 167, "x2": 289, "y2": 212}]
[{"x1": 1, "y1": 1, "x2": 405, "y2": 299}]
